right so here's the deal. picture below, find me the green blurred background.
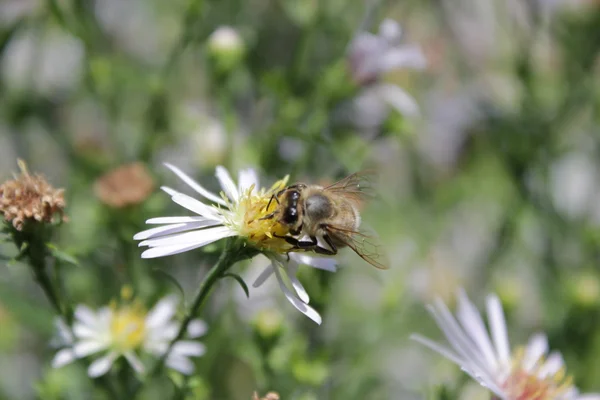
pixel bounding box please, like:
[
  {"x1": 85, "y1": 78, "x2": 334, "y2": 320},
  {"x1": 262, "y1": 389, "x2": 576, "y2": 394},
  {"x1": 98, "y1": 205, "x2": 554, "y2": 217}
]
[{"x1": 1, "y1": 0, "x2": 600, "y2": 399}]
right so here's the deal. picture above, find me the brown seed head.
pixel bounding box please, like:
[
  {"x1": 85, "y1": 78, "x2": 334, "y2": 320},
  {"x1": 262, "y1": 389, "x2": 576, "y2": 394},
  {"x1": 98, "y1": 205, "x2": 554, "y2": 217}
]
[
  {"x1": 94, "y1": 162, "x2": 154, "y2": 208},
  {"x1": 0, "y1": 160, "x2": 66, "y2": 231}
]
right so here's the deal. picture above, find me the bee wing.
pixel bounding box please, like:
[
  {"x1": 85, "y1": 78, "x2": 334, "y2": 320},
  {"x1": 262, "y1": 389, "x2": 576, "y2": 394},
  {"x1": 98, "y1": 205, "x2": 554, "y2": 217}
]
[
  {"x1": 323, "y1": 171, "x2": 376, "y2": 205},
  {"x1": 324, "y1": 224, "x2": 389, "y2": 270}
]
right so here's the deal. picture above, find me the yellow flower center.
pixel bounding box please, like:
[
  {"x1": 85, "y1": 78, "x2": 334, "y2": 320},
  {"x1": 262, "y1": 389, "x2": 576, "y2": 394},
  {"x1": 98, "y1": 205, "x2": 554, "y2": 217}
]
[
  {"x1": 501, "y1": 348, "x2": 574, "y2": 400},
  {"x1": 222, "y1": 177, "x2": 296, "y2": 254},
  {"x1": 109, "y1": 303, "x2": 147, "y2": 351}
]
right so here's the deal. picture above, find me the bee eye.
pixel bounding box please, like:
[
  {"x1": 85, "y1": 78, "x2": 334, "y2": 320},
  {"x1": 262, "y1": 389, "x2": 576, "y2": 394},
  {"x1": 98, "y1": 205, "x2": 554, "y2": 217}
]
[{"x1": 283, "y1": 207, "x2": 298, "y2": 224}]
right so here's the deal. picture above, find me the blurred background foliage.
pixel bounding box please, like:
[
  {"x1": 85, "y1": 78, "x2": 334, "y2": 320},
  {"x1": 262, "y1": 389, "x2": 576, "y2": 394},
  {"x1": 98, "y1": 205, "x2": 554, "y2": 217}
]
[{"x1": 1, "y1": 0, "x2": 600, "y2": 399}]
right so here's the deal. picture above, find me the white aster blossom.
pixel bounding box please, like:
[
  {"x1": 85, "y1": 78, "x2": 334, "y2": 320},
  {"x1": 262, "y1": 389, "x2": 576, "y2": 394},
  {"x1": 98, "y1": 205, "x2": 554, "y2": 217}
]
[
  {"x1": 134, "y1": 164, "x2": 338, "y2": 324},
  {"x1": 52, "y1": 294, "x2": 206, "y2": 377},
  {"x1": 348, "y1": 18, "x2": 426, "y2": 85},
  {"x1": 412, "y1": 290, "x2": 600, "y2": 400}
]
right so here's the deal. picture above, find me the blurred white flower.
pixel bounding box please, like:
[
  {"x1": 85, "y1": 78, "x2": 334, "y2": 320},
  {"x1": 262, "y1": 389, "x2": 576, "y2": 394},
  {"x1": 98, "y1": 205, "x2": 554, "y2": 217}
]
[
  {"x1": 52, "y1": 295, "x2": 206, "y2": 377},
  {"x1": 343, "y1": 19, "x2": 426, "y2": 131},
  {"x1": 0, "y1": 0, "x2": 39, "y2": 25},
  {"x1": 134, "y1": 165, "x2": 338, "y2": 324},
  {"x1": 412, "y1": 290, "x2": 600, "y2": 400},
  {"x1": 208, "y1": 26, "x2": 243, "y2": 54},
  {"x1": 550, "y1": 153, "x2": 597, "y2": 220},
  {"x1": 2, "y1": 30, "x2": 84, "y2": 96},
  {"x1": 348, "y1": 19, "x2": 426, "y2": 85},
  {"x1": 207, "y1": 26, "x2": 245, "y2": 71}
]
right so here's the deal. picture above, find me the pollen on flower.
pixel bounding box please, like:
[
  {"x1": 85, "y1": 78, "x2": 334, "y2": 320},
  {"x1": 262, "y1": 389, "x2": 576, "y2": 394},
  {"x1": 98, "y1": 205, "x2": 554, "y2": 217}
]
[
  {"x1": 109, "y1": 301, "x2": 147, "y2": 351},
  {"x1": 502, "y1": 347, "x2": 574, "y2": 400},
  {"x1": 227, "y1": 177, "x2": 295, "y2": 253},
  {"x1": 0, "y1": 160, "x2": 66, "y2": 231}
]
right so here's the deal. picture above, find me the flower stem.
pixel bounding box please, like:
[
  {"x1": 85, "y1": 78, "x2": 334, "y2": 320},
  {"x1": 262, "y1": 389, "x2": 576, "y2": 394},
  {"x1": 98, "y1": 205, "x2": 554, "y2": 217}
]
[
  {"x1": 27, "y1": 241, "x2": 64, "y2": 317},
  {"x1": 132, "y1": 239, "x2": 239, "y2": 398}
]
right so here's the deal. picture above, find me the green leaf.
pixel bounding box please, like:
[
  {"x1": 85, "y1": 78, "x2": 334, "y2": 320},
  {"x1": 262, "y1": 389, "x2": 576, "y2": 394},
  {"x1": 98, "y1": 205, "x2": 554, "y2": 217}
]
[
  {"x1": 222, "y1": 272, "x2": 250, "y2": 298},
  {"x1": 46, "y1": 244, "x2": 79, "y2": 266},
  {"x1": 152, "y1": 268, "x2": 186, "y2": 306}
]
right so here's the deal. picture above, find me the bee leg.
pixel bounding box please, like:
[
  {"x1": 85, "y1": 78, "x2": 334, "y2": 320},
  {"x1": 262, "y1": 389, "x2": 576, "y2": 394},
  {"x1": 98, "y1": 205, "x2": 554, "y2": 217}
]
[
  {"x1": 261, "y1": 194, "x2": 280, "y2": 215},
  {"x1": 320, "y1": 234, "x2": 338, "y2": 255},
  {"x1": 312, "y1": 235, "x2": 336, "y2": 255},
  {"x1": 259, "y1": 212, "x2": 276, "y2": 220},
  {"x1": 274, "y1": 234, "x2": 302, "y2": 248}
]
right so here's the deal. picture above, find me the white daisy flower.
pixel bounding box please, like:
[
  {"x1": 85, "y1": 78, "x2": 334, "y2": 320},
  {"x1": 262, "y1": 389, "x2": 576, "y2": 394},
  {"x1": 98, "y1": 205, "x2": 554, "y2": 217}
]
[
  {"x1": 134, "y1": 164, "x2": 338, "y2": 324},
  {"x1": 51, "y1": 293, "x2": 206, "y2": 377},
  {"x1": 134, "y1": 164, "x2": 294, "y2": 258},
  {"x1": 412, "y1": 290, "x2": 600, "y2": 400},
  {"x1": 348, "y1": 18, "x2": 426, "y2": 85}
]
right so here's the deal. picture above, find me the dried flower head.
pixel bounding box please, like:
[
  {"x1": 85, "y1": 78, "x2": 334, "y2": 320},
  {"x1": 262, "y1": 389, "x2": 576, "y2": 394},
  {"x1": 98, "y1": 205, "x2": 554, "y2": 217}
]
[
  {"x1": 94, "y1": 162, "x2": 154, "y2": 208},
  {"x1": 0, "y1": 160, "x2": 66, "y2": 231},
  {"x1": 252, "y1": 391, "x2": 280, "y2": 400}
]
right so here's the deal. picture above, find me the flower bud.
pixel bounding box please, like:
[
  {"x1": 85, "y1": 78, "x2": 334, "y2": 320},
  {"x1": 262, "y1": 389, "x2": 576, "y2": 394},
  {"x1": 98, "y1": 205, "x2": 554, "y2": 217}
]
[
  {"x1": 207, "y1": 26, "x2": 245, "y2": 73},
  {"x1": 568, "y1": 271, "x2": 600, "y2": 308}
]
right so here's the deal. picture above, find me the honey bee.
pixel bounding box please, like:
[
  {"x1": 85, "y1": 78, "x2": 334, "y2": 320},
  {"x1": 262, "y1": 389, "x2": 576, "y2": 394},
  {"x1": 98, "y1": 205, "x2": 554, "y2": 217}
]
[{"x1": 262, "y1": 172, "x2": 387, "y2": 269}]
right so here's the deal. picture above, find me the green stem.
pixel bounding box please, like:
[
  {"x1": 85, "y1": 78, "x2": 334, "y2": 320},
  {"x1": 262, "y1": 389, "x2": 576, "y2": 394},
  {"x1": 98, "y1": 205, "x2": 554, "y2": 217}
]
[
  {"x1": 28, "y1": 245, "x2": 63, "y2": 316},
  {"x1": 132, "y1": 240, "x2": 238, "y2": 398},
  {"x1": 22, "y1": 235, "x2": 120, "y2": 397}
]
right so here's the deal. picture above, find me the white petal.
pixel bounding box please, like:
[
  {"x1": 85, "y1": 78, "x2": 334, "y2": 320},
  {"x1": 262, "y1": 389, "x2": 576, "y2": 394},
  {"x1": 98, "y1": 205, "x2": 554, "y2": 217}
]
[
  {"x1": 145, "y1": 295, "x2": 178, "y2": 329},
  {"x1": 145, "y1": 216, "x2": 213, "y2": 224},
  {"x1": 379, "y1": 19, "x2": 402, "y2": 42},
  {"x1": 52, "y1": 348, "x2": 76, "y2": 368},
  {"x1": 456, "y1": 290, "x2": 498, "y2": 370},
  {"x1": 95, "y1": 307, "x2": 113, "y2": 329},
  {"x1": 284, "y1": 263, "x2": 310, "y2": 304},
  {"x1": 523, "y1": 333, "x2": 548, "y2": 372},
  {"x1": 55, "y1": 318, "x2": 74, "y2": 343},
  {"x1": 134, "y1": 221, "x2": 222, "y2": 241},
  {"x1": 252, "y1": 264, "x2": 275, "y2": 288},
  {"x1": 74, "y1": 305, "x2": 98, "y2": 328},
  {"x1": 428, "y1": 301, "x2": 496, "y2": 383},
  {"x1": 273, "y1": 265, "x2": 322, "y2": 325},
  {"x1": 164, "y1": 163, "x2": 227, "y2": 205},
  {"x1": 139, "y1": 226, "x2": 235, "y2": 248},
  {"x1": 410, "y1": 334, "x2": 467, "y2": 369},
  {"x1": 74, "y1": 340, "x2": 109, "y2": 357},
  {"x1": 238, "y1": 168, "x2": 260, "y2": 195},
  {"x1": 187, "y1": 320, "x2": 208, "y2": 338},
  {"x1": 73, "y1": 323, "x2": 100, "y2": 339},
  {"x1": 146, "y1": 322, "x2": 179, "y2": 343},
  {"x1": 215, "y1": 166, "x2": 239, "y2": 201},
  {"x1": 170, "y1": 193, "x2": 223, "y2": 220},
  {"x1": 289, "y1": 253, "x2": 337, "y2": 272},
  {"x1": 538, "y1": 352, "x2": 564, "y2": 378},
  {"x1": 380, "y1": 45, "x2": 427, "y2": 72},
  {"x1": 377, "y1": 83, "x2": 420, "y2": 117},
  {"x1": 141, "y1": 236, "x2": 231, "y2": 259},
  {"x1": 172, "y1": 341, "x2": 206, "y2": 357},
  {"x1": 165, "y1": 354, "x2": 195, "y2": 375},
  {"x1": 161, "y1": 186, "x2": 179, "y2": 196},
  {"x1": 88, "y1": 351, "x2": 118, "y2": 377},
  {"x1": 486, "y1": 294, "x2": 510, "y2": 365},
  {"x1": 124, "y1": 351, "x2": 145, "y2": 374}
]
